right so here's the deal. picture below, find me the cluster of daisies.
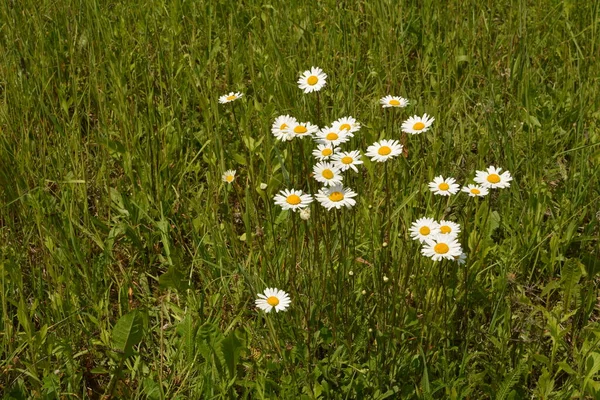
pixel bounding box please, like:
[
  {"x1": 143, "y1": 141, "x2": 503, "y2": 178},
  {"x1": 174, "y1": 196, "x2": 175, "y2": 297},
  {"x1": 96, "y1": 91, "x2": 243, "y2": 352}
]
[
  {"x1": 409, "y1": 218, "x2": 466, "y2": 263},
  {"x1": 428, "y1": 166, "x2": 513, "y2": 197}
]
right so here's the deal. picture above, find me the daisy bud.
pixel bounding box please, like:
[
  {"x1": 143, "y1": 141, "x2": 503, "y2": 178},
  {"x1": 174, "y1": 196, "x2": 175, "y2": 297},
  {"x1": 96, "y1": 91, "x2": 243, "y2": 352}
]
[
  {"x1": 260, "y1": 183, "x2": 268, "y2": 190},
  {"x1": 299, "y1": 208, "x2": 311, "y2": 220},
  {"x1": 382, "y1": 242, "x2": 388, "y2": 248},
  {"x1": 362, "y1": 290, "x2": 366, "y2": 295},
  {"x1": 383, "y1": 276, "x2": 389, "y2": 283},
  {"x1": 348, "y1": 270, "x2": 354, "y2": 276}
]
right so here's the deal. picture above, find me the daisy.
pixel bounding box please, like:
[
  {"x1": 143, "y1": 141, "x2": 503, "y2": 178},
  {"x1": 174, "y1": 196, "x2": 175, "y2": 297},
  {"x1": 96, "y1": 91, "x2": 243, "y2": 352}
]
[
  {"x1": 312, "y1": 143, "x2": 339, "y2": 161},
  {"x1": 428, "y1": 176, "x2": 460, "y2": 196},
  {"x1": 271, "y1": 115, "x2": 297, "y2": 141},
  {"x1": 461, "y1": 184, "x2": 489, "y2": 197},
  {"x1": 401, "y1": 113, "x2": 435, "y2": 134},
  {"x1": 222, "y1": 169, "x2": 236, "y2": 184},
  {"x1": 365, "y1": 139, "x2": 404, "y2": 162},
  {"x1": 255, "y1": 288, "x2": 291, "y2": 313},
  {"x1": 421, "y1": 234, "x2": 463, "y2": 261},
  {"x1": 332, "y1": 150, "x2": 364, "y2": 173},
  {"x1": 474, "y1": 166, "x2": 513, "y2": 189},
  {"x1": 409, "y1": 217, "x2": 440, "y2": 243},
  {"x1": 380, "y1": 95, "x2": 409, "y2": 108},
  {"x1": 454, "y1": 252, "x2": 467, "y2": 265},
  {"x1": 288, "y1": 121, "x2": 319, "y2": 139},
  {"x1": 437, "y1": 220, "x2": 461, "y2": 238},
  {"x1": 298, "y1": 67, "x2": 327, "y2": 93},
  {"x1": 313, "y1": 162, "x2": 343, "y2": 186},
  {"x1": 315, "y1": 184, "x2": 358, "y2": 210},
  {"x1": 315, "y1": 126, "x2": 350, "y2": 146},
  {"x1": 218, "y1": 92, "x2": 243, "y2": 104},
  {"x1": 332, "y1": 116, "x2": 361, "y2": 135},
  {"x1": 273, "y1": 189, "x2": 313, "y2": 212}
]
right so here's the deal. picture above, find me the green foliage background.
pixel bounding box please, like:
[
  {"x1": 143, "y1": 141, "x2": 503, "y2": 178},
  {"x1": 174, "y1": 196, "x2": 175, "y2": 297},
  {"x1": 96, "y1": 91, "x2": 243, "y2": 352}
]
[{"x1": 1, "y1": 0, "x2": 599, "y2": 398}]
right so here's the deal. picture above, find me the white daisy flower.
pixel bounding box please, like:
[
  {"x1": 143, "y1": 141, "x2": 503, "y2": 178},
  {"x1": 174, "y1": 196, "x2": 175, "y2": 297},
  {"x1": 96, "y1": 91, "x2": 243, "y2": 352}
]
[
  {"x1": 273, "y1": 189, "x2": 313, "y2": 212},
  {"x1": 315, "y1": 126, "x2": 350, "y2": 146},
  {"x1": 454, "y1": 252, "x2": 467, "y2": 265},
  {"x1": 332, "y1": 116, "x2": 361, "y2": 135},
  {"x1": 428, "y1": 176, "x2": 460, "y2": 196},
  {"x1": 380, "y1": 95, "x2": 409, "y2": 108},
  {"x1": 401, "y1": 113, "x2": 435, "y2": 134},
  {"x1": 474, "y1": 166, "x2": 513, "y2": 189},
  {"x1": 219, "y1": 92, "x2": 243, "y2": 104},
  {"x1": 271, "y1": 115, "x2": 297, "y2": 141},
  {"x1": 331, "y1": 150, "x2": 364, "y2": 173},
  {"x1": 288, "y1": 121, "x2": 319, "y2": 139},
  {"x1": 365, "y1": 139, "x2": 404, "y2": 162},
  {"x1": 315, "y1": 184, "x2": 358, "y2": 210},
  {"x1": 313, "y1": 162, "x2": 343, "y2": 186},
  {"x1": 298, "y1": 67, "x2": 327, "y2": 93},
  {"x1": 255, "y1": 288, "x2": 291, "y2": 313},
  {"x1": 312, "y1": 144, "x2": 339, "y2": 161},
  {"x1": 409, "y1": 217, "x2": 440, "y2": 243},
  {"x1": 461, "y1": 184, "x2": 489, "y2": 197},
  {"x1": 421, "y1": 234, "x2": 463, "y2": 261},
  {"x1": 437, "y1": 220, "x2": 461, "y2": 238},
  {"x1": 222, "y1": 169, "x2": 236, "y2": 184}
]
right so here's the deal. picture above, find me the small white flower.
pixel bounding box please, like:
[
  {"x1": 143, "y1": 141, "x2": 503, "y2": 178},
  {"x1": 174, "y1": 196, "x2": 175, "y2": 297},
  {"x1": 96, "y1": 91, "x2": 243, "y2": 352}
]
[
  {"x1": 474, "y1": 166, "x2": 513, "y2": 189},
  {"x1": 461, "y1": 184, "x2": 489, "y2": 197},
  {"x1": 454, "y1": 252, "x2": 467, "y2": 265},
  {"x1": 271, "y1": 115, "x2": 297, "y2": 141},
  {"x1": 315, "y1": 184, "x2": 358, "y2": 210},
  {"x1": 428, "y1": 176, "x2": 460, "y2": 196},
  {"x1": 255, "y1": 288, "x2": 291, "y2": 313},
  {"x1": 222, "y1": 170, "x2": 236, "y2": 184},
  {"x1": 332, "y1": 116, "x2": 361, "y2": 135},
  {"x1": 401, "y1": 113, "x2": 435, "y2": 134},
  {"x1": 421, "y1": 234, "x2": 463, "y2": 261},
  {"x1": 313, "y1": 162, "x2": 343, "y2": 186},
  {"x1": 380, "y1": 95, "x2": 409, "y2": 108},
  {"x1": 365, "y1": 139, "x2": 404, "y2": 162},
  {"x1": 312, "y1": 143, "x2": 339, "y2": 161},
  {"x1": 409, "y1": 217, "x2": 440, "y2": 243},
  {"x1": 273, "y1": 189, "x2": 313, "y2": 212},
  {"x1": 315, "y1": 126, "x2": 350, "y2": 146},
  {"x1": 437, "y1": 220, "x2": 461, "y2": 238},
  {"x1": 331, "y1": 150, "x2": 364, "y2": 173},
  {"x1": 219, "y1": 92, "x2": 243, "y2": 104},
  {"x1": 287, "y1": 120, "x2": 319, "y2": 139},
  {"x1": 298, "y1": 67, "x2": 327, "y2": 93}
]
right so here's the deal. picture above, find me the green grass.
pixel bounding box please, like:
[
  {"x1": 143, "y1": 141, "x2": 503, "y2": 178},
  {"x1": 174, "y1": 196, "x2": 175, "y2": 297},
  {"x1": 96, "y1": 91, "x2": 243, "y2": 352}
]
[{"x1": 1, "y1": 0, "x2": 600, "y2": 398}]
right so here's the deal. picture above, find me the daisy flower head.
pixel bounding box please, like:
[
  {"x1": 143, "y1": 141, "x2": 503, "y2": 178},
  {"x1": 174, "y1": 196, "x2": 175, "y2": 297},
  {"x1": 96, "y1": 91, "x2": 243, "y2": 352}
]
[
  {"x1": 409, "y1": 217, "x2": 440, "y2": 243},
  {"x1": 332, "y1": 116, "x2": 361, "y2": 135},
  {"x1": 315, "y1": 126, "x2": 350, "y2": 146},
  {"x1": 312, "y1": 143, "x2": 339, "y2": 161},
  {"x1": 421, "y1": 234, "x2": 463, "y2": 261},
  {"x1": 401, "y1": 113, "x2": 435, "y2": 134},
  {"x1": 219, "y1": 92, "x2": 243, "y2": 104},
  {"x1": 315, "y1": 184, "x2": 358, "y2": 210},
  {"x1": 271, "y1": 115, "x2": 297, "y2": 141},
  {"x1": 222, "y1": 169, "x2": 236, "y2": 184},
  {"x1": 313, "y1": 162, "x2": 343, "y2": 186},
  {"x1": 437, "y1": 220, "x2": 461, "y2": 238},
  {"x1": 428, "y1": 175, "x2": 460, "y2": 196},
  {"x1": 380, "y1": 95, "x2": 409, "y2": 108},
  {"x1": 332, "y1": 150, "x2": 364, "y2": 173},
  {"x1": 454, "y1": 252, "x2": 467, "y2": 265},
  {"x1": 288, "y1": 120, "x2": 319, "y2": 139},
  {"x1": 474, "y1": 166, "x2": 513, "y2": 189},
  {"x1": 255, "y1": 288, "x2": 291, "y2": 313},
  {"x1": 461, "y1": 184, "x2": 489, "y2": 197},
  {"x1": 298, "y1": 67, "x2": 327, "y2": 93},
  {"x1": 365, "y1": 139, "x2": 404, "y2": 162},
  {"x1": 273, "y1": 189, "x2": 313, "y2": 212}
]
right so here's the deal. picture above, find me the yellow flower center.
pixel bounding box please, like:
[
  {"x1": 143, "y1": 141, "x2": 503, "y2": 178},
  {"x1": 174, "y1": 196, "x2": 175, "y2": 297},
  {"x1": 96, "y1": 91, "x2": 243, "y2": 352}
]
[
  {"x1": 322, "y1": 148, "x2": 332, "y2": 156},
  {"x1": 294, "y1": 126, "x2": 308, "y2": 134},
  {"x1": 389, "y1": 99, "x2": 400, "y2": 106},
  {"x1": 286, "y1": 194, "x2": 301, "y2": 205},
  {"x1": 329, "y1": 192, "x2": 344, "y2": 202},
  {"x1": 419, "y1": 226, "x2": 430, "y2": 235},
  {"x1": 339, "y1": 123, "x2": 351, "y2": 131},
  {"x1": 279, "y1": 123, "x2": 288, "y2": 130},
  {"x1": 341, "y1": 156, "x2": 353, "y2": 164},
  {"x1": 378, "y1": 146, "x2": 391, "y2": 155},
  {"x1": 226, "y1": 95, "x2": 237, "y2": 101},
  {"x1": 439, "y1": 183, "x2": 450, "y2": 191},
  {"x1": 434, "y1": 243, "x2": 449, "y2": 254},
  {"x1": 471, "y1": 188, "x2": 480, "y2": 195},
  {"x1": 440, "y1": 225, "x2": 451, "y2": 234},
  {"x1": 487, "y1": 174, "x2": 501, "y2": 183},
  {"x1": 322, "y1": 169, "x2": 334, "y2": 179},
  {"x1": 326, "y1": 132, "x2": 339, "y2": 141},
  {"x1": 307, "y1": 75, "x2": 318, "y2": 85},
  {"x1": 413, "y1": 122, "x2": 425, "y2": 130},
  {"x1": 267, "y1": 296, "x2": 279, "y2": 306},
  {"x1": 225, "y1": 175, "x2": 234, "y2": 182}
]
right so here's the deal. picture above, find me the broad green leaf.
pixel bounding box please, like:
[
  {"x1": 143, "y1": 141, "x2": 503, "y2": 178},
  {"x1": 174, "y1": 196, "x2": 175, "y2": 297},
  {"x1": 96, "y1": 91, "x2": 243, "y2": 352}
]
[{"x1": 112, "y1": 310, "x2": 145, "y2": 358}]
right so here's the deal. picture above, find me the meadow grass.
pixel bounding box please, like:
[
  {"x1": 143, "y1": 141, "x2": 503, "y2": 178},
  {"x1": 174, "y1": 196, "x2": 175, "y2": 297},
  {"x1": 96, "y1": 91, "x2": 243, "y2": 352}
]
[{"x1": 1, "y1": 0, "x2": 600, "y2": 398}]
